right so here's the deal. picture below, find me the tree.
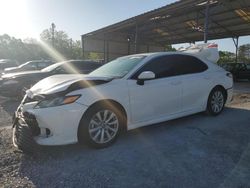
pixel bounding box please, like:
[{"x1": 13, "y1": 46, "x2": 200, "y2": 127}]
[
  {"x1": 0, "y1": 34, "x2": 49, "y2": 63},
  {"x1": 0, "y1": 30, "x2": 83, "y2": 63},
  {"x1": 40, "y1": 28, "x2": 82, "y2": 60},
  {"x1": 218, "y1": 51, "x2": 235, "y2": 65},
  {"x1": 238, "y1": 44, "x2": 250, "y2": 63},
  {"x1": 165, "y1": 44, "x2": 176, "y2": 51}
]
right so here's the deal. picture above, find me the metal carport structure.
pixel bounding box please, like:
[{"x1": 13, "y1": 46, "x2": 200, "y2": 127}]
[{"x1": 81, "y1": 0, "x2": 250, "y2": 62}]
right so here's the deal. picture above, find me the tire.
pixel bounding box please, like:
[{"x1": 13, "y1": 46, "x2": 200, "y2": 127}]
[
  {"x1": 206, "y1": 87, "x2": 226, "y2": 116},
  {"x1": 13, "y1": 124, "x2": 37, "y2": 154},
  {"x1": 78, "y1": 103, "x2": 125, "y2": 148}
]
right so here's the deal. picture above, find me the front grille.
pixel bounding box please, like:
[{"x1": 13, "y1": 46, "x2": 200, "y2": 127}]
[{"x1": 22, "y1": 112, "x2": 40, "y2": 136}]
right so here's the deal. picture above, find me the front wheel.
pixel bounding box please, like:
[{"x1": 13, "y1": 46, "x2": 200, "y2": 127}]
[
  {"x1": 78, "y1": 104, "x2": 124, "y2": 148},
  {"x1": 206, "y1": 88, "x2": 226, "y2": 116}
]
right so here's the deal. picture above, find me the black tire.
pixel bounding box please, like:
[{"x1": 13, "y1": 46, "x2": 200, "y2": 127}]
[
  {"x1": 78, "y1": 103, "x2": 125, "y2": 148},
  {"x1": 13, "y1": 124, "x2": 37, "y2": 154},
  {"x1": 206, "y1": 87, "x2": 226, "y2": 116}
]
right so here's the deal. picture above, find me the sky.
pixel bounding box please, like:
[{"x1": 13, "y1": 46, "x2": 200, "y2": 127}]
[{"x1": 0, "y1": 0, "x2": 249, "y2": 52}]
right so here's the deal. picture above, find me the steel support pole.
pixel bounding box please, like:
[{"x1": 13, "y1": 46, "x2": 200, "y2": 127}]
[
  {"x1": 135, "y1": 22, "x2": 138, "y2": 53},
  {"x1": 204, "y1": 1, "x2": 210, "y2": 43},
  {"x1": 106, "y1": 41, "x2": 109, "y2": 62},
  {"x1": 81, "y1": 36, "x2": 85, "y2": 59},
  {"x1": 233, "y1": 36, "x2": 239, "y2": 63},
  {"x1": 127, "y1": 38, "x2": 130, "y2": 55},
  {"x1": 51, "y1": 23, "x2": 56, "y2": 47}
]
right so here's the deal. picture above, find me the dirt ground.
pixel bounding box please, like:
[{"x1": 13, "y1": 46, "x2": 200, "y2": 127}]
[{"x1": 0, "y1": 82, "x2": 250, "y2": 188}]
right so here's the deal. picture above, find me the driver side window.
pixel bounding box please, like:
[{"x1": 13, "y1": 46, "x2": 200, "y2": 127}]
[
  {"x1": 131, "y1": 54, "x2": 208, "y2": 79},
  {"x1": 131, "y1": 55, "x2": 175, "y2": 79}
]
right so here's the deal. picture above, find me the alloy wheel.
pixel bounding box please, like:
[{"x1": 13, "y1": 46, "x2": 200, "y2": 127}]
[
  {"x1": 211, "y1": 91, "x2": 224, "y2": 113},
  {"x1": 88, "y1": 110, "x2": 119, "y2": 144}
]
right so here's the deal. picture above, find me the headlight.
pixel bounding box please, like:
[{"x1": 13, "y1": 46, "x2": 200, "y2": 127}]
[
  {"x1": 35, "y1": 95, "x2": 81, "y2": 109},
  {"x1": 2, "y1": 80, "x2": 19, "y2": 85}
]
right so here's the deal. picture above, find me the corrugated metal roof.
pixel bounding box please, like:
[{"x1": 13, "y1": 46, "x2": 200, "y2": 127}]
[{"x1": 82, "y1": 0, "x2": 250, "y2": 45}]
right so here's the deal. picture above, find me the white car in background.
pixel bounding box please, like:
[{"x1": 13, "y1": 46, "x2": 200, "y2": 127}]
[{"x1": 13, "y1": 43, "x2": 233, "y2": 153}]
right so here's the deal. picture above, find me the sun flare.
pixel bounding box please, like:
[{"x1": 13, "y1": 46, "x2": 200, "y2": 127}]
[{"x1": 0, "y1": 0, "x2": 33, "y2": 38}]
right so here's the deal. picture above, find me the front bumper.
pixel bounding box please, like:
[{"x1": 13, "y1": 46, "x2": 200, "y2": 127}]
[{"x1": 13, "y1": 98, "x2": 89, "y2": 147}]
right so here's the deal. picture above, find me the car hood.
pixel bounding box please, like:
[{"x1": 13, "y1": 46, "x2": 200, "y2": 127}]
[
  {"x1": 27, "y1": 74, "x2": 112, "y2": 97},
  {"x1": 1, "y1": 70, "x2": 42, "y2": 79}
]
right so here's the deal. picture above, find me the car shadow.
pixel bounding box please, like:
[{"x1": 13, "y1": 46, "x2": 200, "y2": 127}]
[{"x1": 17, "y1": 107, "x2": 250, "y2": 188}]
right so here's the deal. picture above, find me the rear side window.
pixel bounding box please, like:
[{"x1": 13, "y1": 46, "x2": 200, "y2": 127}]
[{"x1": 131, "y1": 54, "x2": 208, "y2": 79}]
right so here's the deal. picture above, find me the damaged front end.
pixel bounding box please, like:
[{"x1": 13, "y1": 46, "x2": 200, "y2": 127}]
[
  {"x1": 12, "y1": 95, "x2": 50, "y2": 153},
  {"x1": 12, "y1": 76, "x2": 112, "y2": 153}
]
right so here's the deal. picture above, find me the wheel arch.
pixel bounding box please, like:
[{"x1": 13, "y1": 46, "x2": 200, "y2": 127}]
[
  {"x1": 77, "y1": 99, "x2": 128, "y2": 142},
  {"x1": 210, "y1": 85, "x2": 227, "y2": 100},
  {"x1": 206, "y1": 85, "x2": 227, "y2": 109}
]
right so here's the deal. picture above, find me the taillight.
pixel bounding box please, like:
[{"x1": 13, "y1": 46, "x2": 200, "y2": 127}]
[
  {"x1": 208, "y1": 44, "x2": 218, "y2": 48},
  {"x1": 226, "y1": 72, "x2": 233, "y2": 78}
]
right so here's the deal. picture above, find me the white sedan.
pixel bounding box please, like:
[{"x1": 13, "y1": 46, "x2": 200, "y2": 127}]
[{"x1": 13, "y1": 44, "x2": 233, "y2": 152}]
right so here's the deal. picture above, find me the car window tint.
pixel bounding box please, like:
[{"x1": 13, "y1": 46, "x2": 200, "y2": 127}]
[
  {"x1": 132, "y1": 54, "x2": 208, "y2": 79},
  {"x1": 70, "y1": 61, "x2": 100, "y2": 73},
  {"x1": 25, "y1": 62, "x2": 37, "y2": 68},
  {"x1": 55, "y1": 66, "x2": 67, "y2": 74},
  {"x1": 37, "y1": 62, "x2": 49, "y2": 68}
]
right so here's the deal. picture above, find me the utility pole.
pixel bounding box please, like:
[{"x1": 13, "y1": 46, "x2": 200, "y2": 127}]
[
  {"x1": 70, "y1": 38, "x2": 73, "y2": 58},
  {"x1": 204, "y1": 1, "x2": 210, "y2": 43},
  {"x1": 51, "y1": 23, "x2": 56, "y2": 47}
]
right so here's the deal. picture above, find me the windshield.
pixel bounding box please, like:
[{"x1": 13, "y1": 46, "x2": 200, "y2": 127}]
[
  {"x1": 41, "y1": 62, "x2": 63, "y2": 72},
  {"x1": 89, "y1": 55, "x2": 145, "y2": 78}
]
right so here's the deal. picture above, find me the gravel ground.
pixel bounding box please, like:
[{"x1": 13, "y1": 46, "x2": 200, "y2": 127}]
[{"x1": 0, "y1": 85, "x2": 250, "y2": 188}]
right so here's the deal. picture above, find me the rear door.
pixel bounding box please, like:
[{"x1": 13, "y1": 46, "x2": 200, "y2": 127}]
[{"x1": 175, "y1": 55, "x2": 212, "y2": 111}]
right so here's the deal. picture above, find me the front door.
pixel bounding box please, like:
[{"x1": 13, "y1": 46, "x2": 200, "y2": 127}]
[{"x1": 127, "y1": 55, "x2": 183, "y2": 124}]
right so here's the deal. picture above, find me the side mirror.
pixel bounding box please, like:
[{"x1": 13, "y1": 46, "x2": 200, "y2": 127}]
[{"x1": 137, "y1": 71, "x2": 155, "y2": 85}]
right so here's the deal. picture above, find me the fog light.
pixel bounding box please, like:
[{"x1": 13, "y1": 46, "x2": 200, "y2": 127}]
[
  {"x1": 46, "y1": 128, "x2": 51, "y2": 136},
  {"x1": 40, "y1": 128, "x2": 52, "y2": 137}
]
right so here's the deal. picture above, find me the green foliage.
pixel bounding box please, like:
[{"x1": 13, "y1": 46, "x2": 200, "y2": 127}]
[
  {"x1": 218, "y1": 51, "x2": 235, "y2": 65},
  {"x1": 0, "y1": 28, "x2": 83, "y2": 63},
  {"x1": 165, "y1": 45, "x2": 176, "y2": 51},
  {"x1": 0, "y1": 34, "x2": 48, "y2": 63},
  {"x1": 238, "y1": 44, "x2": 250, "y2": 63},
  {"x1": 84, "y1": 52, "x2": 103, "y2": 60},
  {"x1": 40, "y1": 29, "x2": 82, "y2": 60}
]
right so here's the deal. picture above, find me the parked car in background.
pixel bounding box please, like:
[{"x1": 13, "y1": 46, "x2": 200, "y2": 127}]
[
  {"x1": 0, "y1": 59, "x2": 19, "y2": 73},
  {"x1": 2, "y1": 60, "x2": 54, "y2": 75},
  {"x1": 221, "y1": 63, "x2": 250, "y2": 81},
  {"x1": 12, "y1": 44, "x2": 233, "y2": 152},
  {"x1": 0, "y1": 60, "x2": 101, "y2": 98}
]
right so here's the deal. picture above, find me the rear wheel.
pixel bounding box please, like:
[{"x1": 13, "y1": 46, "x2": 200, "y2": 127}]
[
  {"x1": 206, "y1": 87, "x2": 226, "y2": 116},
  {"x1": 78, "y1": 104, "x2": 124, "y2": 148}
]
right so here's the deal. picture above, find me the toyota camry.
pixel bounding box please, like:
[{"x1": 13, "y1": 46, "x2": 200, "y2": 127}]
[{"x1": 12, "y1": 44, "x2": 233, "y2": 152}]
